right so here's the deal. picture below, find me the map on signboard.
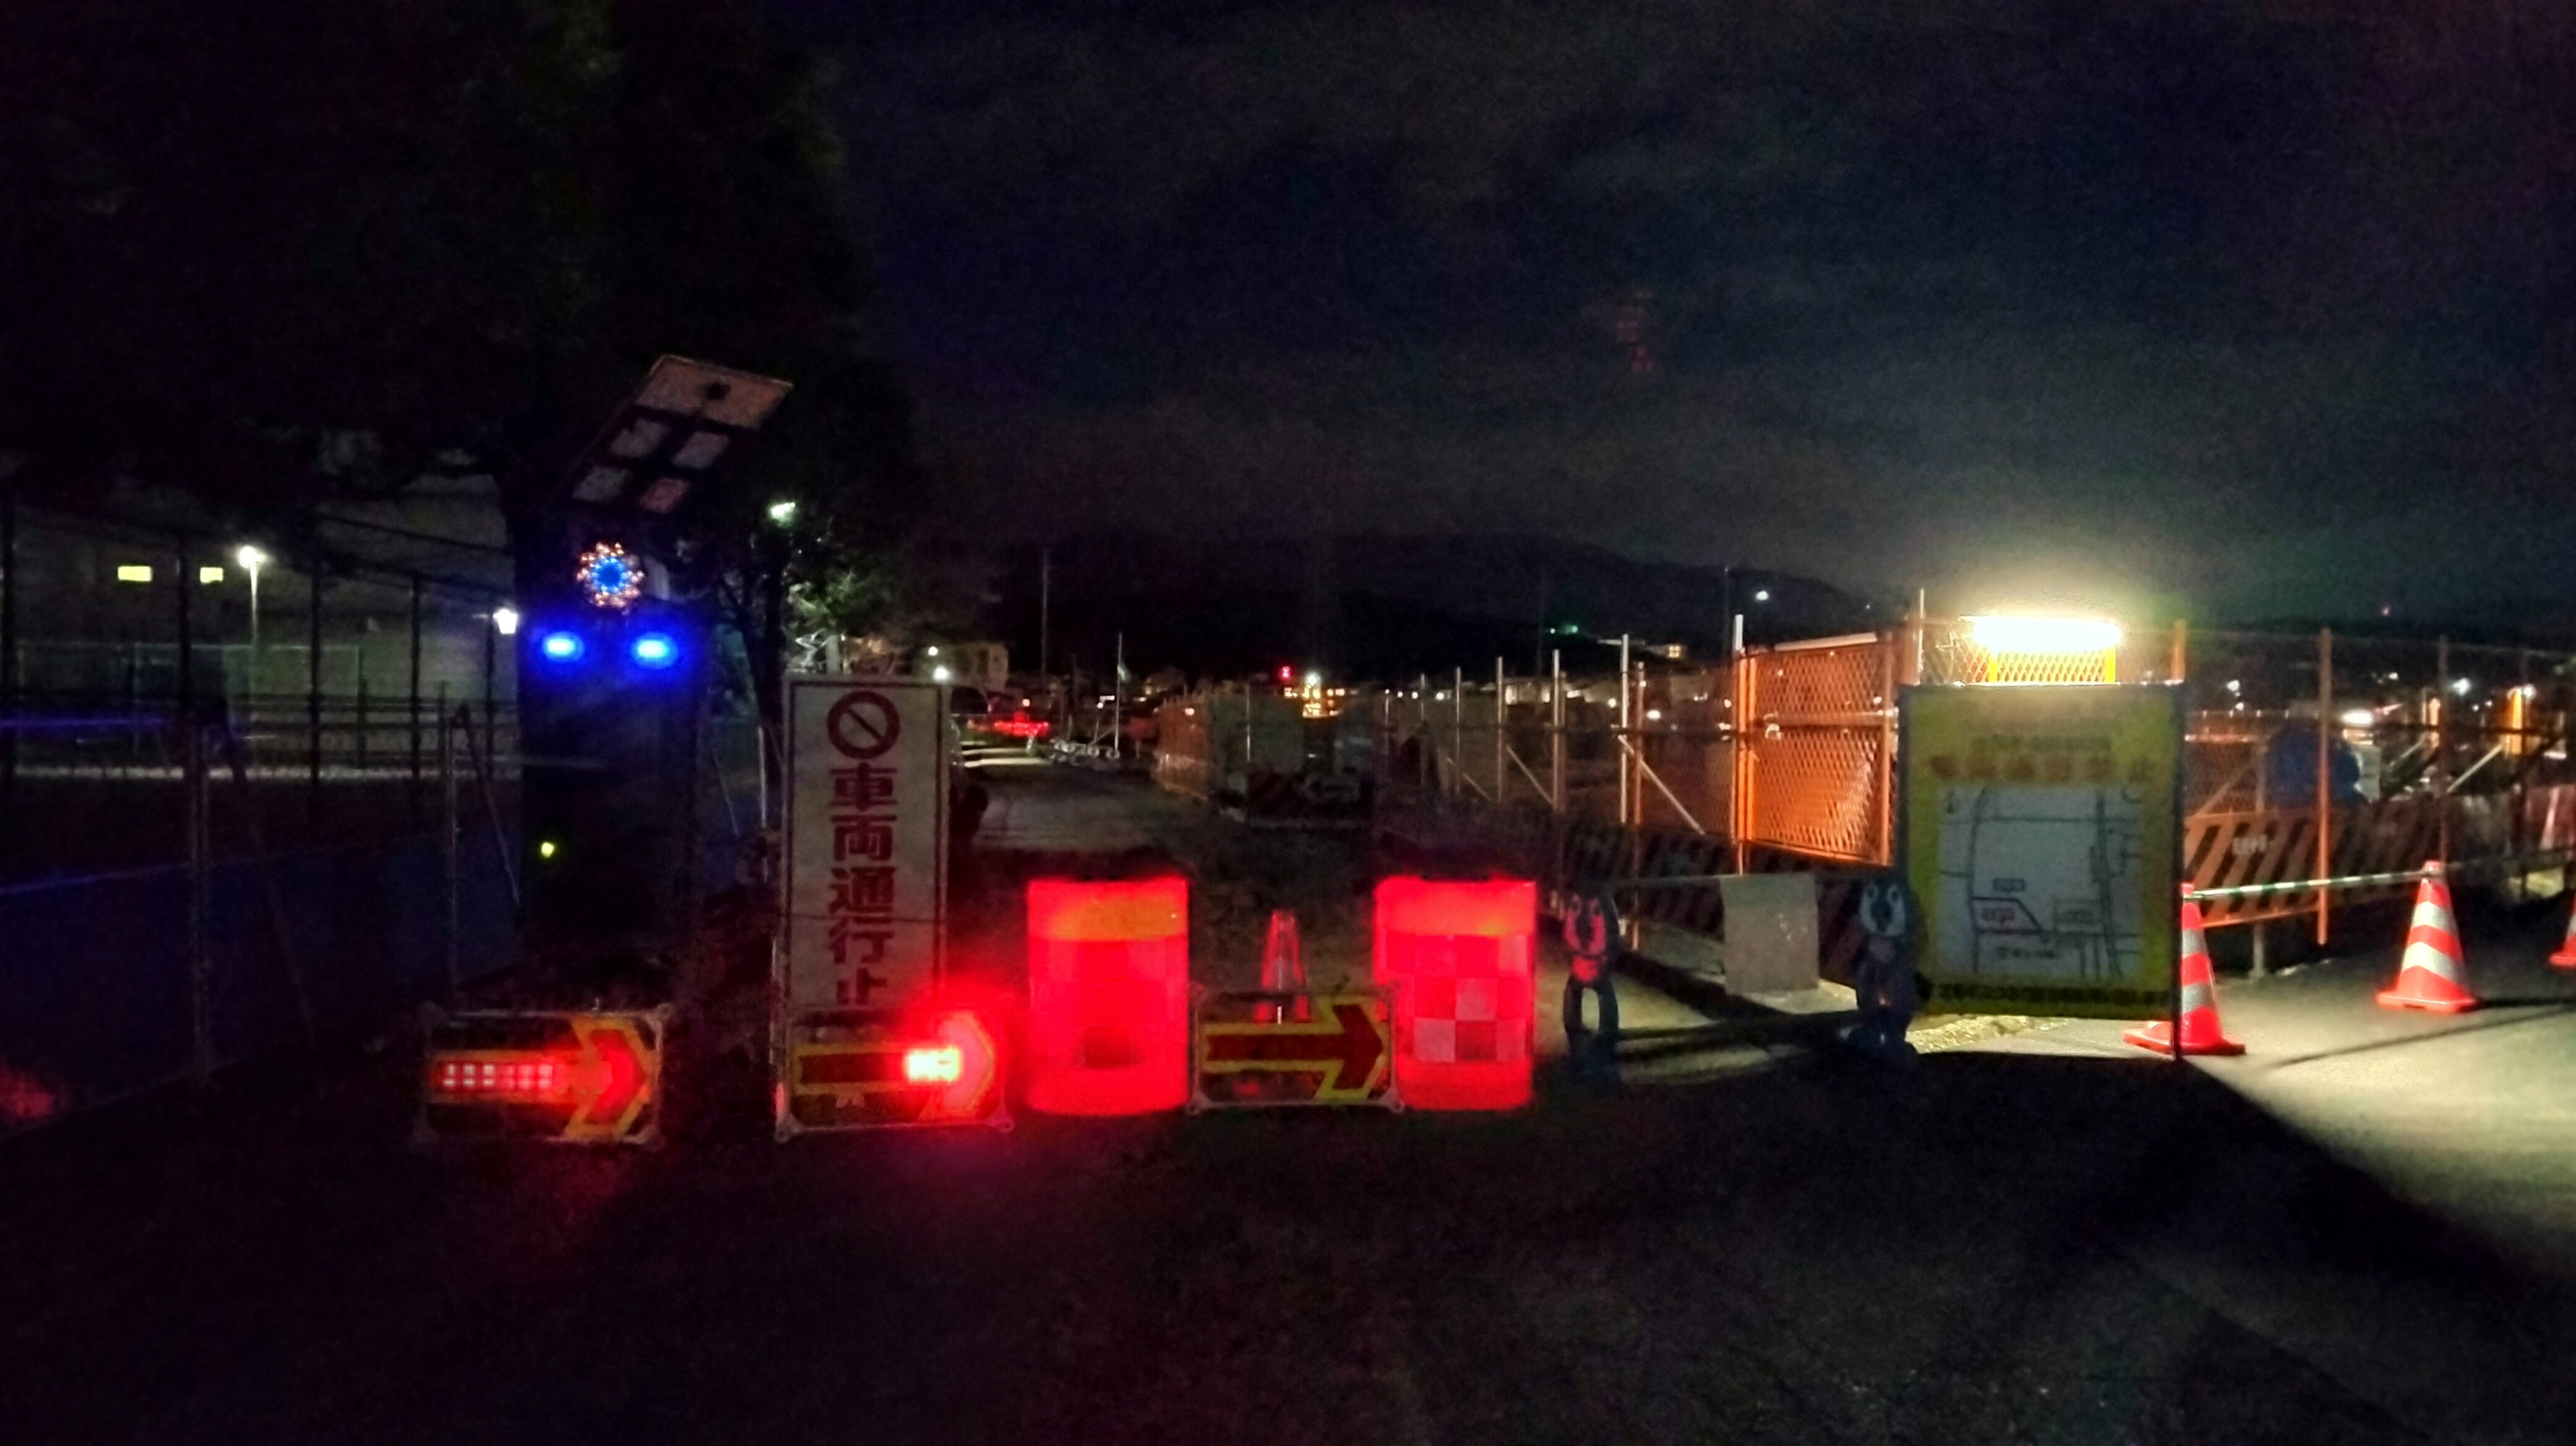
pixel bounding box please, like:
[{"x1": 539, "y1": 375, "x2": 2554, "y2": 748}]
[{"x1": 1933, "y1": 783, "x2": 2147, "y2": 981}]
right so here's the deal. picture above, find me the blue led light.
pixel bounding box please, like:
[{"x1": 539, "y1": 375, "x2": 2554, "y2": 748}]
[
  {"x1": 539, "y1": 630, "x2": 586, "y2": 662},
  {"x1": 630, "y1": 632, "x2": 678, "y2": 669}
]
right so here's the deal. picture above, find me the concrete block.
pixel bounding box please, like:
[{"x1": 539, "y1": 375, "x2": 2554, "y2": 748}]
[{"x1": 1717, "y1": 873, "x2": 1819, "y2": 995}]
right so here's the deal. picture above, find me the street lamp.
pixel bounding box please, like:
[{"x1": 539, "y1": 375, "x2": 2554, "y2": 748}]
[
  {"x1": 235, "y1": 545, "x2": 267, "y2": 698},
  {"x1": 492, "y1": 606, "x2": 521, "y2": 636}
]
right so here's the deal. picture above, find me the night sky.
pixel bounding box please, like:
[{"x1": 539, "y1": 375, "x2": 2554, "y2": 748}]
[{"x1": 780, "y1": 1, "x2": 2575, "y2": 626}]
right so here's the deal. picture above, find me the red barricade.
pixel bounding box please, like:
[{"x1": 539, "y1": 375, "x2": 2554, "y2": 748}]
[
  {"x1": 1026, "y1": 878, "x2": 1191, "y2": 1114},
  {"x1": 1372, "y1": 878, "x2": 1537, "y2": 1110}
]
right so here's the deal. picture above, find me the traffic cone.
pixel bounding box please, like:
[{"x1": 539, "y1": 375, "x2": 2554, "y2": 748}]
[
  {"x1": 2548, "y1": 894, "x2": 2576, "y2": 970},
  {"x1": 2125, "y1": 887, "x2": 2243, "y2": 1056},
  {"x1": 2377, "y1": 862, "x2": 2479, "y2": 1014},
  {"x1": 1256, "y1": 909, "x2": 1309, "y2": 1023}
]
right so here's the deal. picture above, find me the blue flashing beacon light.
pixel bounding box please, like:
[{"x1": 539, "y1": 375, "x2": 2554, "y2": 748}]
[
  {"x1": 629, "y1": 632, "x2": 680, "y2": 669},
  {"x1": 538, "y1": 630, "x2": 586, "y2": 663}
]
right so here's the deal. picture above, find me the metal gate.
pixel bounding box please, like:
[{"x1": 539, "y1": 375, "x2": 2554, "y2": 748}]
[{"x1": 1730, "y1": 632, "x2": 1904, "y2": 866}]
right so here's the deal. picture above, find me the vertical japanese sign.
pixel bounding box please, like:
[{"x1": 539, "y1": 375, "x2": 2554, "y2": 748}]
[
  {"x1": 781, "y1": 679, "x2": 950, "y2": 1012},
  {"x1": 1899, "y1": 685, "x2": 2183, "y2": 1019}
]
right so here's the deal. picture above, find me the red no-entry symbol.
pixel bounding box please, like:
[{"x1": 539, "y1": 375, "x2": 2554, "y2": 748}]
[{"x1": 826, "y1": 691, "x2": 901, "y2": 760}]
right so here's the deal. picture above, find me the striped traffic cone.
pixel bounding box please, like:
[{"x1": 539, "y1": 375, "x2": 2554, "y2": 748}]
[
  {"x1": 2377, "y1": 861, "x2": 2480, "y2": 1014},
  {"x1": 2125, "y1": 887, "x2": 2243, "y2": 1056},
  {"x1": 2548, "y1": 895, "x2": 2576, "y2": 970}
]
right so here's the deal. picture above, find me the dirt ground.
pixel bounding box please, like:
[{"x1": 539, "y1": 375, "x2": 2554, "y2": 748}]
[{"x1": 3, "y1": 764, "x2": 2571, "y2": 1445}]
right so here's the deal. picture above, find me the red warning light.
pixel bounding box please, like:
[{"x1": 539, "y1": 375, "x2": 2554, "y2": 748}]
[
  {"x1": 1026, "y1": 878, "x2": 1190, "y2": 1115},
  {"x1": 432, "y1": 1058, "x2": 566, "y2": 1099},
  {"x1": 1278, "y1": 665, "x2": 1294, "y2": 681},
  {"x1": 904, "y1": 1045, "x2": 964, "y2": 1084},
  {"x1": 1373, "y1": 878, "x2": 1537, "y2": 1111}
]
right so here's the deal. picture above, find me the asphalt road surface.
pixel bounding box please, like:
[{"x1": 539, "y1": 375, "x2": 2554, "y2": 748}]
[{"x1": 5, "y1": 765, "x2": 2572, "y2": 1445}]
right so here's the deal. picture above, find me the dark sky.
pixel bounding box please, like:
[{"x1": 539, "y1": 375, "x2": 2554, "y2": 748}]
[{"x1": 780, "y1": 0, "x2": 2575, "y2": 624}]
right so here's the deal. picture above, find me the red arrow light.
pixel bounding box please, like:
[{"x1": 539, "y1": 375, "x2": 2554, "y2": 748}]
[{"x1": 904, "y1": 1044, "x2": 963, "y2": 1084}]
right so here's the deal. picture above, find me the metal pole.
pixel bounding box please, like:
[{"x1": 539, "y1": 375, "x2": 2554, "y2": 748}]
[
  {"x1": 1617, "y1": 636, "x2": 1631, "y2": 828},
  {"x1": 441, "y1": 706, "x2": 460, "y2": 997},
  {"x1": 307, "y1": 563, "x2": 323, "y2": 829},
  {"x1": 1495, "y1": 657, "x2": 1507, "y2": 807},
  {"x1": 1417, "y1": 673, "x2": 1430, "y2": 789},
  {"x1": 408, "y1": 575, "x2": 423, "y2": 817},
  {"x1": 2251, "y1": 722, "x2": 2270, "y2": 980},
  {"x1": 186, "y1": 720, "x2": 213, "y2": 1090},
  {"x1": 1037, "y1": 545, "x2": 1051, "y2": 681},
  {"x1": 176, "y1": 537, "x2": 194, "y2": 727},
  {"x1": 1114, "y1": 631, "x2": 1124, "y2": 762},
  {"x1": 2316, "y1": 626, "x2": 2332, "y2": 948},
  {"x1": 2435, "y1": 634, "x2": 2451, "y2": 863},
  {"x1": 1550, "y1": 649, "x2": 1565, "y2": 814},
  {"x1": 1452, "y1": 667, "x2": 1465, "y2": 801},
  {"x1": 482, "y1": 608, "x2": 497, "y2": 774}
]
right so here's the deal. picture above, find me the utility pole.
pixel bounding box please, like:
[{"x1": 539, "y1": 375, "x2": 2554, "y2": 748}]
[{"x1": 1037, "y1": 545, "x2": 1051, "y2": 682}]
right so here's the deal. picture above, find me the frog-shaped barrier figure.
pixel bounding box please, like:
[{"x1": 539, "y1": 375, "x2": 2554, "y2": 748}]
[
  {"x1": 1847, "y1": 873, "x2": 1920, "y2": 1066},
  {"x1": 1560, "y1": 888, "x2": 1621, "y2": 1084}
]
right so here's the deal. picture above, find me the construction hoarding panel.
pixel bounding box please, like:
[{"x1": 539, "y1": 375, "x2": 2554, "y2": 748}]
[
  {"x1": 418, "y1": 1007, "x2": 671, "y2": 1146},
  {"x1": 1900, "y1": 686, "x2": 2184, "y2": 1019},
  {"x1": 1190, "y1": 989, "x2": 1397, "y2": 1110},
  {"x1": 779, "y1": 678, "x2": 952, "y2": 1133}
]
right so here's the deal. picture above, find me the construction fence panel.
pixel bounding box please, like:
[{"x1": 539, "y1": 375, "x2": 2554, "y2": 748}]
[{"x1": 1734, "y1": 634, "x2": 1894, "y2": 866}]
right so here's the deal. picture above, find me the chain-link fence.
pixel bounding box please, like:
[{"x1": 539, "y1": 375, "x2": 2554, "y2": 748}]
[{"x1": 0, "y1": 498, "x2": 525, "y2": 1138}]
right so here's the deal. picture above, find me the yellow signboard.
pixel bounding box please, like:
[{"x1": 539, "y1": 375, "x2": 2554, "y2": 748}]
[{"x1": 1899, "y1": 686, "x2": 2184, "y2": 1019}]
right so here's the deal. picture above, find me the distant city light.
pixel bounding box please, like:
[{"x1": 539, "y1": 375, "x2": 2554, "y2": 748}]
[
  {"x1": 1303, "y1": 671, "x2": 1321, "y2": 689},
  {"x1": 1965, "y1": 615, "x2": 2123, "y2": 655},
  {"x1": 766, "y1": 500, "x2": 798, "y2": 524},
  {"x1": 2339, "y1": 708, "x2": 2377, "y2": 729},
  {"x1": 1752, "y1": 589, "x2": 1770, "y2": 602},
  {"x1": 2451, "y1": 678, "x2": 2473, "y2": 697},
  {"x1": 197, "y1": 566, "x2": 225, "y2": 585},
  {"x1": 932, "y1": 665, "x2": 953, "y2": 683},
  {"x1": 1644, "y1": 708, "x2": 1663, "y2": 722},
  {"x1": 115, "y1": 564, "x2": 152, "y2": 583},
  {"x1": 538, "y1": 840, "x2": 558, "y2": 860},
  {"x1": 235, "y1": 545, "x2": 267, "y2": 571}
]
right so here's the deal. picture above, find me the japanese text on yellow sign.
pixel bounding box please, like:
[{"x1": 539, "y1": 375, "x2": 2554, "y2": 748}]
[{"x1": 1900, "y1": 686, "x2": 2183, "y2": 1019}]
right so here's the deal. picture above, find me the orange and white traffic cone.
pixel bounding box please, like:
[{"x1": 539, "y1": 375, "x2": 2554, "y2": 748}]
[
  {"x1": 1256, "y1": 909, "x2": 1310, "y2": 1023},
  {"x1": 2125, "y1": 887, "x2": 2243, "y2": 1056},
  {"x1": 2377, "y1": 861, "x2": 2480, "y2": 1014},
  {"x1": 2549, "y1": 894, "x2": 2576, "y2": 970}
]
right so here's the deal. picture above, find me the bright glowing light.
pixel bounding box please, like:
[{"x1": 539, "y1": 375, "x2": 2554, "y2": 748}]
[
  {"x1": 630, "y1": 632, "x2": 678, "y2": 669},
  {"x1": 1752, "y1": 589, "x2": 1771, "y2": 602},
  {"x1": 2339, "y1": 708, "x2": 2377, "y2": 729},
  {"x1": 2226, "y1": 679, "x2": 2241, "y2": 696},
  {"x1": 539, "y1": 630, "x2": 586, "y2": 662},
  {"x1": 1965, "y1": 615, "x2": 2124, "y2": 654},
  {"x1": 234, "y1": 545, "x2": 267, "y2": 571},
  {"x1": 538, "y1": 840, "x2": 558, "y2": 860},
  {"x1": 197, "y1": 566, "x2": 225, "y2": 585},
  {"x1": 115, "y1": 565, "x2": 152, "y2": 583},
  {"x1": 492, "y1": 606, "x2": 521, "y2": 636},
  {"x1": 931, "y1": 665, "x2": 952, "y2": 683},
  {"x1": 2451, "y1": 678, "x2": 2473, "y2": 697},
  {"x1": 924, "y1": 645, "x2": 939, "y2": 657},
  {"x1": 1644, "y1": 708, "x2": 1663, "y2": 722},
  {"x1": 766, "y1": 499, "x2": 798, "y2": 524},
  {"x1": 576, "y1": 541, "x2": 644, "y2": 610},
  {"x1": 1303, "y1": 671, "x2": 1322, "y2": 689},
  {"x1": 1278, "y1": 666, "x2": 1294, "y2": 681},
  {"x1": 433, "y1": 1058, "x2": 562, "y2": 1098},
  {"x1": 903, "y1": 1045, "x2": 963, "y2": 1085}
]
